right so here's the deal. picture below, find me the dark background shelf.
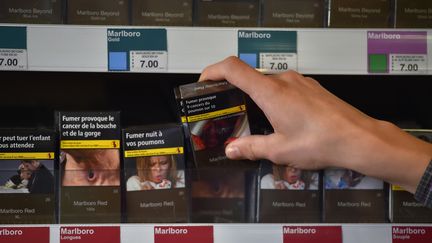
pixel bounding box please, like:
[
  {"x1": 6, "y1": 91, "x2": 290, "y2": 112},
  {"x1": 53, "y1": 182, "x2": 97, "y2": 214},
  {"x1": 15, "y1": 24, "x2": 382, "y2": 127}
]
[{"x1": 1, "y1": 71, "x2": 431, "y2": 129}]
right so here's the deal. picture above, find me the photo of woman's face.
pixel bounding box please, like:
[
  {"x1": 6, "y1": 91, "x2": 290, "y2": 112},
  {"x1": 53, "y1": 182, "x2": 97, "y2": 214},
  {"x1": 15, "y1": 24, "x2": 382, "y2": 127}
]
[
  {"x1": 149, "y1": 156, "x2": 171, "y2": 183},
  {"x1": 283, "y1": 166, "x2": 301, "y2": 184}
]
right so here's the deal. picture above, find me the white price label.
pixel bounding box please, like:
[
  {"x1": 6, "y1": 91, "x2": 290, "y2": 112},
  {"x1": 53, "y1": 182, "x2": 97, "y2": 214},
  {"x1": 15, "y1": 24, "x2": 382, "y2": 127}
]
[
  {"x1": 390, "y1": 54, "x2": 427, "y2": 74},
  {"x1": 260, "y1": 52, "x2": 297, "y2": 73},
  {"x1": 0, "y1": 48, "x2": 27, "y2": 70},
  {"x1": 130, "y1": 50, "x2": 167, "y2": 72}
]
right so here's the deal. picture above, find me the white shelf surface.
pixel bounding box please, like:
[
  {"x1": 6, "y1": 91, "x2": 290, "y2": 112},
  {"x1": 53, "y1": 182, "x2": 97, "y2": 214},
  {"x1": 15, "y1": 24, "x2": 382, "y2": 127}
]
[
  {"x1": 1, "y1": 223, "x2": 431, "y2": 243},
  {"x1": 1, "y1": 24, "x2": 431, "y2": 74}
]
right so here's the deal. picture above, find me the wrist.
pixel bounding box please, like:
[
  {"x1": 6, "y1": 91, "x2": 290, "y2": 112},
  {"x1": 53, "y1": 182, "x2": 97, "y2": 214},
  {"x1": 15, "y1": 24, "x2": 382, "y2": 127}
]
[{"x1": 344, "y1": 119, "x2": 432, "y2": 193}]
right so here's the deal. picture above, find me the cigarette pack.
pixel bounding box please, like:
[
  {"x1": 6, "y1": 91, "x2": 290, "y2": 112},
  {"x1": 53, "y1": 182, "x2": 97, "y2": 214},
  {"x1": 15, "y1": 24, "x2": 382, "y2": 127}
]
[
  {"x1": 194, "y1": 0, "x2": 259, "y2": 27},
  {"x1": 57, "y1": 111, "x2": 121, "y2": 223},
  {"x1": 0, "y1": 0, "x2": 63, "y2": 24},
  {"x1": 261, "y1": 0, "x2": 325, "y2": 27},
  {"x1": 66, "y1": 0, "x2": 129, "y2": 25},
  {"x1": 122, "y1": 124, "x2": 188, "y2": 222},
  {"x1": 389, "y1": 129, "x2": 432, "y2": 223},
  {"x1": 258, "y1": 160, "x2": 321, "y2": 222},
  {"x1": 131, "y1": 0, "x2": 192, "y2": 26},
  {"x1": 323, "y1": 168, "x2": 386, "y2": 222},
  {"x1": 179, "y1": 80, "x2": 257, "y2": 222},
  {"x1": 0, "y1": 129, "x2": 56, "y2": 224},
  {"x1": 328, "y1": 0, "x2": 393, "y2": 28}
]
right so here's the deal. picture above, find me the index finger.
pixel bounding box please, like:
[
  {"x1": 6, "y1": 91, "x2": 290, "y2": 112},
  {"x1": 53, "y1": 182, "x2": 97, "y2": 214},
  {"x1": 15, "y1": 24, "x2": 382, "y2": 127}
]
[{"x1": 198, "y1": 56, "x2": 276, "y2": 102}]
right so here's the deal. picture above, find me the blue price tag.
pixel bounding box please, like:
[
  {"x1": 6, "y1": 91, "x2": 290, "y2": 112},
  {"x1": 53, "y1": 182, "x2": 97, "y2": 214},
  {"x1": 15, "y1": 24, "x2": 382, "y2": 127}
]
[{"x1": 107, "y1": 29, "x2": 167, "y2": 72}]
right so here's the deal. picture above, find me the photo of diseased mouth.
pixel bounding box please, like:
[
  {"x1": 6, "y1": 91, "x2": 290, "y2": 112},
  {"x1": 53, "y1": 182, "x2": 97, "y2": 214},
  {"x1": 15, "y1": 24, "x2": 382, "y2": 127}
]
[{"x1": 190, "y1": 113, "x2": 249, "y2": 151}]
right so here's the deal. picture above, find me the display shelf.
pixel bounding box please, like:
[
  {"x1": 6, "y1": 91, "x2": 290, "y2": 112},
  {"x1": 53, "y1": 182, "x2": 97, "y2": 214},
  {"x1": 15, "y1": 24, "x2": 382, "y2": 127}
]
[
  {"x1": 1, "y1": 23, "x2": 431, "y2": 243},
  {"x1": 1, "y1": 223, "x2": 431, "y2": 243},
  {"x1": 0, "y1": 24, "x2": 431, "y2": 74}
]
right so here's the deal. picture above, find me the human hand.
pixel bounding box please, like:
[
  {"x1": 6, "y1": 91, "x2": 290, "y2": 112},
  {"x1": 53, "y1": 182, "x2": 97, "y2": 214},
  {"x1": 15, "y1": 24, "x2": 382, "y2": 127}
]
[
  {"x1": 199, "y1": 57, "x2": 432, "y2": 193},
  {"x1": 199, "y1": 56, "x2": 380, "y2": 170},
  {"x1": 158, "y1": 179, "x2": 172, "y2": 189},
  {"x1": 274, "y1": 180, "x2": 287, "y2": 190},
  {"x1": 141, "y1": 181, "x2": 154, "y2": 190}
]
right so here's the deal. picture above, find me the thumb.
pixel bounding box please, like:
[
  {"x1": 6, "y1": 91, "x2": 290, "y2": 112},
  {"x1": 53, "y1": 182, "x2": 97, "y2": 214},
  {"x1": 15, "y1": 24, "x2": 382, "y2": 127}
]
[{"x1": 225, "y1": 135, "x2": 273, "y2": 161}]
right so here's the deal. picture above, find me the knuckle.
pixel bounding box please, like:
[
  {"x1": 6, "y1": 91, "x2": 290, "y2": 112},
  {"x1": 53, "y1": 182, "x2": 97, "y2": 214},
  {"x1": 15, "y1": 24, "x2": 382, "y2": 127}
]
[
  {"x1": 224, "y1": 56, "x2": 241, "y2": 66},
  {"x1": 279, "y1": 70, "x2": 301, "y2": 81},
  {"x1": 247, "y1": 141, "x2": 259, "y2": 161},
  {"x1": 305, "y1": 77, "x2": 321, "y2": 87}
]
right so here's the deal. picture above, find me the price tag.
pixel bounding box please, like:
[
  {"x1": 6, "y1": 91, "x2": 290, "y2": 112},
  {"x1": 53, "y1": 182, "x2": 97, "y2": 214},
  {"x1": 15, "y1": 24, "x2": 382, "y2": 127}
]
[
  {"x1": 0, "y1": 26, "x2": 27, "y2": 71},
  {"x1": 367, "y1": 31, "x2": 427, "y2": 74},
  {"x1": 0, "y1": 49, "x2": 27, "y2": 70},
  {"x1": 260, "y1": 53, "x2": 297, "y2": 73},
  {"x1": 130, "y1": 50, "x2": 167, "y2": 72},
  {"x1": 283, "y1": 226, "x2": 342, "y2": 243},
  {"x1": 390, "y1": 54, "x2": 427, "y2": 74},
  {"x1": 154, "y1": 226, "x2": 213, "y2": 243},
  {"x1": 392, "y1": 226, "x2": 432, "y2": 243},
  {"x1": 238, "y1": 30, "x2": 297, "y2": 73},
  {"x1": 60, "y1": 226, "x2": 120, "y2": 243},
  {"x1": 107, "y1": 28, "x2": 167, "y2": 72},
  {"x1": 0, "y1": 227, "x2": 49, "y2": 243}
]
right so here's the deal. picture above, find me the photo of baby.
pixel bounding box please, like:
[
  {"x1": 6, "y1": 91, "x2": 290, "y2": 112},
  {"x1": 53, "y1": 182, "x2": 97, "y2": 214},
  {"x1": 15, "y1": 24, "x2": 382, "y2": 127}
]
[
  {"x1": 324, "y1": 168, "x2": 383, "y2": 190},
  {"x1": 4, "y1": 168, "x2": 31, "y2": 190},
  {"x1": 261, "y1": 164, "x2": 319, "y2": 190},
  {"x1": 126, "y1": 155, "x2": 185, "y2": 191},
  {"x1": 0, "y1": 160, "x2": 54, "y2": 194}
]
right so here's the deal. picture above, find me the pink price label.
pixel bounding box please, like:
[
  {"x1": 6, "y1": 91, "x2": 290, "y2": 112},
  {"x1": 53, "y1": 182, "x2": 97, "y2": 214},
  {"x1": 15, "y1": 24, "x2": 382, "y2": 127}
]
[
  {"x1": 393, "y1": 226, "x2": 432, "y2": 243},
  {"x1": 154, "y1": 226, "x2": 213, "y2": 243},
  {"x1": 283, "y1": 226, "x2": 342, "y2": 243},
  {"x1": 0, "y1": 227, "x2": 49, "y2": 243},
  {"x1": 60, "y1": 226, "x2": 120, "y2": 243}
]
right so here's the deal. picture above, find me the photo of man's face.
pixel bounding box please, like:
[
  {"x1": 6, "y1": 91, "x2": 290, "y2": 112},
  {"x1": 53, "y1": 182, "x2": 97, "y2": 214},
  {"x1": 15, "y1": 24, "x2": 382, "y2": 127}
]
[
  {"x1": 0, "y1": 160, "x2": 54, "y2": 194},
  {"x1": 20, "y1": 160, "x2": 38, "y2": 171}
]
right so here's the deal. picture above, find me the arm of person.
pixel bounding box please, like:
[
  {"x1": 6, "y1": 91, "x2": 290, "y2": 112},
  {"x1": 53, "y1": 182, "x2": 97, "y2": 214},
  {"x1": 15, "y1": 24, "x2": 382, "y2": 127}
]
[
  {"x1": 199, "y1": 56, "x2": 432, "y2": 195},
  {"x1": 126, "y1": 176, "x2": 141, "y2": 191},
  {"x1": 260, "y1": 173, "x2": 276, "y2": 189}
]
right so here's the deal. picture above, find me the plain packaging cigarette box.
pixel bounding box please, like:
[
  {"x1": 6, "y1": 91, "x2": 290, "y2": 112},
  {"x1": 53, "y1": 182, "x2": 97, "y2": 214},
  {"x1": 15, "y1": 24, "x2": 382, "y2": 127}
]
[
  {"x1": 258, "y1": 161, "x2": 321, "y2": 222},
  {"x1": 122, "y1": 124, "x2": 188, "y2": 222},
  {"x1": 57, "y1": 111, "x2": 121, "y2": 223},
  {"x1": 131, "y1": 0, "x2": 192, "y2": 26},
  {"x1": 323, "y1": 168, "x2": 386, "y2": 222},
  {"x1": 395, "y1": 0, "x2": 432, "y2": 28},
  {"x1": 0, "y1": 129, "x2": 56, "y2": 224},
  {"x1": 194, "y1": 0, "x2": 259, "y2": 27},
  {"x1": 261, "y1": 0, "x2": 325, "y2": 27},
  {"x1": 66, "y1": 0, "x2": 129, "y2": 25},
  {"x1": 0, "y1": 0, "x2": 63, "y2": 24},
  {"x1": 179, "y1": 80, "x2": 257, "y2": 222},
  {"x1": 328, "y1": 0, "x2": 393, "y2": 28},
  {"x1": 390, "y1": 129, "x2": 432, "y2": 223}
]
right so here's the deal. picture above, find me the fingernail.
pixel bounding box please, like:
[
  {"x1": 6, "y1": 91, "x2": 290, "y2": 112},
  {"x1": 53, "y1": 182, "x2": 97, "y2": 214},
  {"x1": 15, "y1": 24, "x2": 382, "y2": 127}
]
[{"x1": 226, "y1": 145, "x2": 240, "y2": 159}]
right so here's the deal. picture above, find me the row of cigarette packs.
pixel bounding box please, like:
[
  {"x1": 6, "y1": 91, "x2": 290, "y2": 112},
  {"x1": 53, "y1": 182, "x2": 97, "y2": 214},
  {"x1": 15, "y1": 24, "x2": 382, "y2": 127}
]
[
  {"x1": 0, "y1": 80, "x2": 430, "y2": 224},
  {"x1": 0, "y1": 0, "x2": 430, "y2": 28}
]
